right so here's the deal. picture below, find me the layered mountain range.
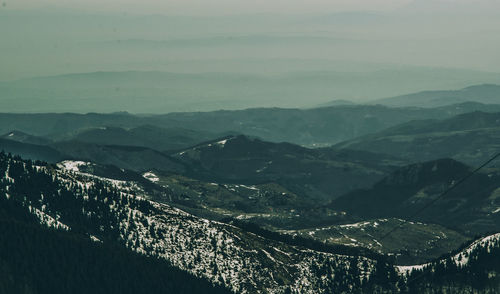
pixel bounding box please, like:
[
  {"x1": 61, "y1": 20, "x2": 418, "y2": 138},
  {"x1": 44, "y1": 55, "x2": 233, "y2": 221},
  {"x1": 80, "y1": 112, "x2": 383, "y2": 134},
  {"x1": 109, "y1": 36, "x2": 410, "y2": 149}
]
[{"x1": 1, "y1": 84, "x2": 500, "y2": 292}]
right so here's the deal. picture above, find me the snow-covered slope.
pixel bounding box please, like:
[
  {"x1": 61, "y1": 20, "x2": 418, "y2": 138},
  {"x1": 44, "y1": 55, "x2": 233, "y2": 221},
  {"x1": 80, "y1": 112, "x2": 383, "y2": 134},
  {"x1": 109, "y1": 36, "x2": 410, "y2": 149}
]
[
  {"x1": 1, "y1": 155, "x2": 389, "y2": 293},
  {"x1": 4, "y1": 154, "x2": 499, "y2": 293},
  {"x1": 452, "y1": 233, "x2": 500, "y2": 267},
  {"x1": 398, "y1": 233, "x2": 500, "y2": 275}
]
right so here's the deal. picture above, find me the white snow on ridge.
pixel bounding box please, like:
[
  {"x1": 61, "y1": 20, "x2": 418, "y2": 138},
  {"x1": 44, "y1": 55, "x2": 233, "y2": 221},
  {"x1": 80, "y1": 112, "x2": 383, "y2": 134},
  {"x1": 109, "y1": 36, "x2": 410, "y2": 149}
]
[
  {"x1": 216, "y1": 139, "x2": 228, "y2": 146},
  {"x1": 4, "y1": 157, "x2": 384, "y2": 294},
  {"x1": 338, "y1": 220, "x2": 383, "y2": 229},
  {"x1": 235, "y1": 184, "x2": 259, "y2": 191},
  {"x1": 339, "y1": 221, "x2": 372, "y2": 229},
  {"x1": 396, "y1": 263, "x2": 430, "y2": 275},
  {"x1": 56, "y1": 161, "x2": 140, "y2": 193},
  {"x1": 57, "y1": 160, "x2": 89, "y2": 172},
  {"x1": 143, "y1": 171, "x2": 160, "y2": 183},
  {"x1": 452, "y1": 233, "x2": 500, "y2": 267},
  {"x1": 397, "y1": 233, "x2": 500, "y2": 275}
]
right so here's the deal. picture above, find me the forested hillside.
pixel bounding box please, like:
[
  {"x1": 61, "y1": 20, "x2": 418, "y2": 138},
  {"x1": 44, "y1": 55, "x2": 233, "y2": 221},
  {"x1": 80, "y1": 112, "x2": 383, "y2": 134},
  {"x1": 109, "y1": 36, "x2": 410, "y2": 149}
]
[{"x1": 1, "y1": 152, "x2": 499, "y2": 293}]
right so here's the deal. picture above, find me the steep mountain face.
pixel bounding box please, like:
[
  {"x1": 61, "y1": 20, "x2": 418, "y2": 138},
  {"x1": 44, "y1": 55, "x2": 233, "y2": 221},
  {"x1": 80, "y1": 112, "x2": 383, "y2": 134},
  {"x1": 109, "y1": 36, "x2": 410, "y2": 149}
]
[
  {"x1": 372, "y1": 84, "x2": 500, "y2": 108},
  {"x1": 173, "y1": 135, "x2": 404, "y2": 200},
  {"x1": 335, "y1": 111, "x2": 500, "y2": 166},
  {"x1": 0, "y1": 152, "x2": 402, "y2": 294},
  {"x1": 331, "y1": 158, "x2": 500, "y2": 235}
]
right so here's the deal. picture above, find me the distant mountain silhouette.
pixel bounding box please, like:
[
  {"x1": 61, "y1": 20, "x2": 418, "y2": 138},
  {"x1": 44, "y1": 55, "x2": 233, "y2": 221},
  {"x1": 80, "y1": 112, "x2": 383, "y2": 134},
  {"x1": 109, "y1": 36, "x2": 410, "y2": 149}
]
[
  {"x1": 372, "y1": 84, "x2": 500, "y2": 108},
  {"x1": 335, "y1": 111, "x2": 500, "y2": 165}
]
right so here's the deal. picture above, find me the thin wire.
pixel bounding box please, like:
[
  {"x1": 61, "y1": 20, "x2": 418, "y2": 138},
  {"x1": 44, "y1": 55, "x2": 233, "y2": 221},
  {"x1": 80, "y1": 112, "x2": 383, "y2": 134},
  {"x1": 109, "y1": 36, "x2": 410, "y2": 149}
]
[
  {"x1": 379, "y1": 152, "x2": 500, "y2": 241},
  {"x1": 376, "y1": 152, "x2": 500, "y2": 288}
]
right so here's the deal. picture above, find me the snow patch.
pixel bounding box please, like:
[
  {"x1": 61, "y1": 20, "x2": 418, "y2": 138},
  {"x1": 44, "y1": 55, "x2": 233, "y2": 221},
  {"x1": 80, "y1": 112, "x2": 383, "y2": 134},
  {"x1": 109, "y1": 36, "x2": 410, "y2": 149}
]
[
  {"x1": 57, "y1": 160, "x2": 89, "y2": 172},
  {"x1": 339, "y1": 221, "x2": 372, "y2": 229},
  {"x1": 396, "y1": 263, "x2": 430, "y2": 275},
  {"x1": 90, "y1": 235, "x2": 103, "y2": 243},
  {"x1": 216, "y1": 139, "x2": 229, "y2": 146},
  {"x1": 143, "y1": 171, "x2": 160, "y2": 183}
]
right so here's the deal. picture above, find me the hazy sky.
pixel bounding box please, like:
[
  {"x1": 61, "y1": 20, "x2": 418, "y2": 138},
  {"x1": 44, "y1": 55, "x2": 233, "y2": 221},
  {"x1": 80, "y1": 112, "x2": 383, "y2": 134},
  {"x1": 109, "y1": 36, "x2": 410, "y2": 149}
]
[
  {"x1": 2, "y1": 0, "x2": 499, "y2": 80},
  {"x1": 8, "y1": 0, "x2": 414, "y2": 15},
  {"x1": 0, "y1": 0, "x2": 499, "y2": 112},
  {"x1": 8, "y1": 0, "x2": 500, "y2": 15}
]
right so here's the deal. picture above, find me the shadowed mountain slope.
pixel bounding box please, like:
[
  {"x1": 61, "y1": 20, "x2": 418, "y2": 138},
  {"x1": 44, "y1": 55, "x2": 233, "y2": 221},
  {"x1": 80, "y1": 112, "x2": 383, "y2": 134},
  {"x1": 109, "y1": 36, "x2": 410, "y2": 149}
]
[
  {"x1": 174, "y1": 135, "x2": 404, "y2": 200},
  {"x1": 2, "y1": 101, "x2": 500, "y2": 147},
  {"x1": 335, "y1": 111, "x2": 500, "y2": 166},
  {"x1": 331, "y1": 158, "x2": 500, "y2": 234}
]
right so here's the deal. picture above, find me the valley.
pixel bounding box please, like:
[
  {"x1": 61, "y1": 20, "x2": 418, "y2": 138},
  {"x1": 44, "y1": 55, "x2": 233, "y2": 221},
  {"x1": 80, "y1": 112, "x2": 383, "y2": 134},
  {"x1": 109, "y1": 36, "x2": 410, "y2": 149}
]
[
  {"x1": 1, "y1": 85, "x2": 500, "y2": 292},
  {"x1": 3, "y1": 2, "x2": 500, "y2": 291}
]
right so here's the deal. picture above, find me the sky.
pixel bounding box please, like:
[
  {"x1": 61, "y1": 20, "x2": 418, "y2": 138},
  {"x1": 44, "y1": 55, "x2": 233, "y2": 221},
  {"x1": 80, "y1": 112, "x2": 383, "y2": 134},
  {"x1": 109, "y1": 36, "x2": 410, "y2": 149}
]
[
  {"x1": 7, "y1": 0, "x2": 500, "y2": 15},
  {"x1": 7, "y1": 0, "x2": 414, "y2": 15},
  {"x1": 0, "y1": 0, "x2": 499, "y2": 112}
]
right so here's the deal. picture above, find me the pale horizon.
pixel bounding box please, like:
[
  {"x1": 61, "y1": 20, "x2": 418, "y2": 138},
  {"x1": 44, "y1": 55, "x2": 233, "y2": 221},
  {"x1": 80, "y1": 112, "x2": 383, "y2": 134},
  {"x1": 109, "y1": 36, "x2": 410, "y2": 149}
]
[{"x1": 0, "y1": 0, "x2": 499, "y2": 112}]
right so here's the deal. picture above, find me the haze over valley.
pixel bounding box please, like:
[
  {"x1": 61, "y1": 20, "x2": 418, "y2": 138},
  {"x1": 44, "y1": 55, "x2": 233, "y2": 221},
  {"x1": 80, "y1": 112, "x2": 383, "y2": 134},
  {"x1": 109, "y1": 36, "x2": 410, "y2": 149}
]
[
  {"x1": 1, "y1": 1, "x2": 500, "y2": 293},
  {"x1": 2, "y1": 0, "x2": 500, "y2": 112}
]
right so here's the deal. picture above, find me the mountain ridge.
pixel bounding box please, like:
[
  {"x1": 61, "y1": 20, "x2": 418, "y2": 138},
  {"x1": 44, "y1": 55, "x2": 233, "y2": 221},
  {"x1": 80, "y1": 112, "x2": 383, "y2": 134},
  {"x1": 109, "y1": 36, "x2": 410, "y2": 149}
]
[
  {"x1": 335, "y1": 111, "x2": 500, "y2": 165},
  {"x1": 372, "y1": 84, "x2": 500, "y2": 108}
]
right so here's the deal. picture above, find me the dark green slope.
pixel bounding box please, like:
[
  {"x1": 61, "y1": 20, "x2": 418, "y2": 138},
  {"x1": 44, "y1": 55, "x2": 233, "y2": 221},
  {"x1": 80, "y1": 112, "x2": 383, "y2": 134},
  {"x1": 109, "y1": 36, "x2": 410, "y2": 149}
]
[
  {"x1": 0, "y1": 130, "x2": 52, "y2": 145},
  {"x1": 404, "y1": 234, "x2": 500, "y2": 294},
  {"x1": 0, "y1": 112, "x2": 139, "y2": 140},
  {"x1": 0, "y1": 138, "x2": 65, "y2": 163},
  {"x1": 335, "y1": 111, "x2": 500, "y2": 166},
  {"x1": 174, "y1": 135, "x2": 404, "y2": 200},
  {"x1": 71, "y1": 125, "x2": 225, "y2": 152},
  {"x1": 331, "y1": 158, "x2": 500, "y2": 234},
  {"x1": 1, "y1": 152, "x2": 500, "y2": 293},
  {"x1": 2, "y1": 101, "x2": 500, "y2": 147},
  {"x1": 52, "y1": 141, "x2": 186, "y2": 173},
  {"x1": 0, "y1": 136, "x2": 187, "y2": 174},
  {"x1": 152, "y1": 104, "x2": 454, "y2": 146},
  {"x1": 0, "y1": 151, "x2": 401, "y2": 293},
  {"x1": 0, "y1": 196, "x2": 230, "y2": 294}
]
